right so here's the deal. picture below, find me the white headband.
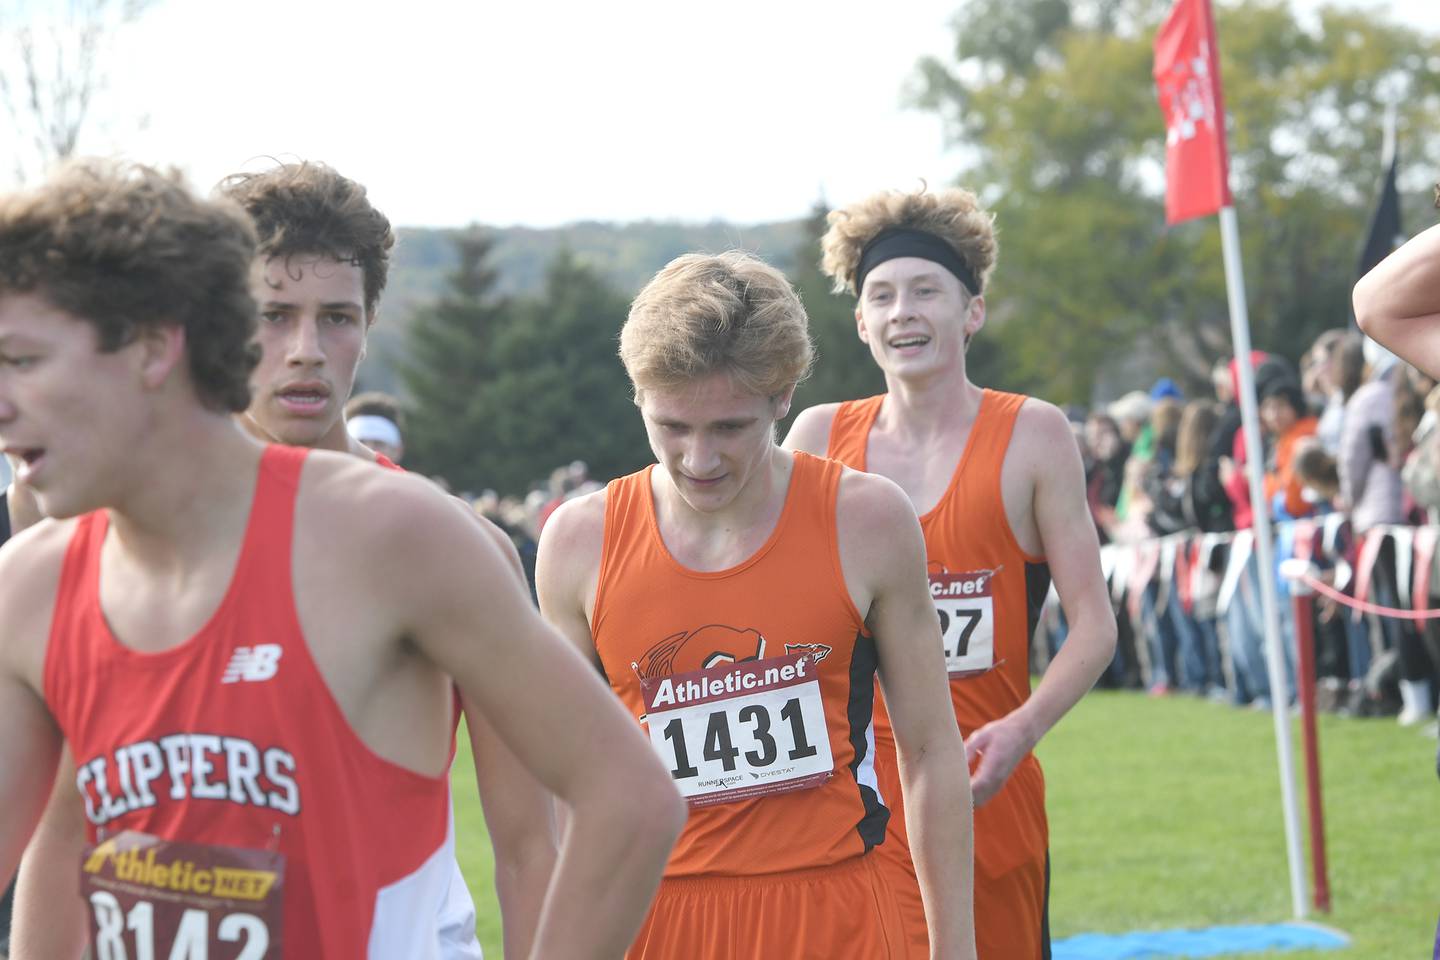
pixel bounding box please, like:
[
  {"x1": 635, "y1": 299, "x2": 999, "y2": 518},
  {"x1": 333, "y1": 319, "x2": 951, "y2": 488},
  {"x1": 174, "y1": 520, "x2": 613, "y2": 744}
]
[{"x1": 346, "y1": 415, "x2": 402, "y2": 448}]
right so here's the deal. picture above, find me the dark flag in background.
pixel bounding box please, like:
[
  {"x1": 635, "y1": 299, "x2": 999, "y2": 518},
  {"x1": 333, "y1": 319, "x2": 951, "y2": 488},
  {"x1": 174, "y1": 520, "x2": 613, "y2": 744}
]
[{"x1": 1358, "y1": 152, "x2": 1403, "y2": 280}]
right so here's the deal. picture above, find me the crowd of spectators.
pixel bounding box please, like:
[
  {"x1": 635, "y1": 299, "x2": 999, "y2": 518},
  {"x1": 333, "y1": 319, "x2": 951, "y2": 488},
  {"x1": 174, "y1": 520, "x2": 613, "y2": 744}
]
[
  {"x1": 361, "y1": 344, "x2": 1440, "y2": 737},
  {"x1": 470, "y1": 460, "x2": 600, "y2": 597},
  {"x1": 1048, "y1": 329, "x2": 1440, "y2": 736}
]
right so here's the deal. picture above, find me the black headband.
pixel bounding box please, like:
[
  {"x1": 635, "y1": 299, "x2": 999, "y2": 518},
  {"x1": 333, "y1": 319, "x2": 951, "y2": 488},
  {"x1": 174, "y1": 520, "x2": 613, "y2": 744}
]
[{"x1": 853, "y1": 227, "x2": 979, "y2": 297}]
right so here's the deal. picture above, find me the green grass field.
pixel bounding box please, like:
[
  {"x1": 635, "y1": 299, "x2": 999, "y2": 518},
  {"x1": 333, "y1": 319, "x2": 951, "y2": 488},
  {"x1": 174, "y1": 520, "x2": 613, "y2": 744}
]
[{"x1": 451, "y1": 690, "x2": 1439, "y2": 958}]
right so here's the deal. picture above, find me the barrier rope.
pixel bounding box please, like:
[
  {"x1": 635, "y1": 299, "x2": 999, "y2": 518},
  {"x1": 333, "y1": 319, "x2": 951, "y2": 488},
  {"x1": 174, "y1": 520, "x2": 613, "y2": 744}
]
[{"x1": 1299, "y1": 574, "x2": 1440, "y2": 621}]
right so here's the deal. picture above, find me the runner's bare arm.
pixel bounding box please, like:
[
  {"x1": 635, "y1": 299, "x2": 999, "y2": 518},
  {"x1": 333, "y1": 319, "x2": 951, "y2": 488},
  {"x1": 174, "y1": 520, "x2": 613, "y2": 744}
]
[
  {"x1": 780, "y1": 402, "x2": 841, "y2": 456},
  {"x1": 532, "y1": 493, "x2": 616, "y2": 846},
  {"x1": 533, "y1": 492, "x2": 608, "y2": 671},
  {"x1": 967, "y1": 403, "x2": 1115, "y2": 805},
  {"x1": 464, "y1": 518, "x2": 557, "y2": 960},
  {"x1": 10, "y1": 752, "x2": 88, "y2": 960},
  {"x1": 840, "y1": 471, "x2": 977, "y2": 960},
  {"x1": 0, "y1": 673, "x2": 58, "y2": 896},
  {"x1": 5, "y1": 482, "x2": 89, "y2": 958},
  {"x1": 384, "y1": 484, "x2": 683, "y2": 960},
  {"x1": 1354, "y1": 222, "x2": 1440, "y2": 379},
  {"x1": 465, "y1": 709, "x2": 557, "y2": 960},
  {"x1": 0, "y1": 529, "x2": 66, "y2": 896}
]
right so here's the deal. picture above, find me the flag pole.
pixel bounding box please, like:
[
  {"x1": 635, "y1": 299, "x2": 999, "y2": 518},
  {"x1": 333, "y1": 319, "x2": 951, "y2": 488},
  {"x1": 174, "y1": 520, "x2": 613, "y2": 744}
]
[
  {"x1": 1381, "y1": 97, "x2": 1396, "y2": 168},
  {"x1": 1155, "y1": 0, "x2": 1308, "y2": 914},
  {"x1": 1218, "y1": 203, "x2": 1309, "y2": 919}
]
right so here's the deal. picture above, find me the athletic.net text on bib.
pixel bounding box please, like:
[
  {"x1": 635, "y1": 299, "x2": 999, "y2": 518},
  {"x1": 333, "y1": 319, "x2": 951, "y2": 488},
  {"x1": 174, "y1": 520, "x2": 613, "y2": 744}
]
[
  {"x1": 82, "y1": 830, "x2": 284, "y2": 959},
  {"x1": 640, "y1": 652, "x2": 833, "y2": 806},
  {"x1": 930, "y1": 569, "x2": 996, "y2": 676}
]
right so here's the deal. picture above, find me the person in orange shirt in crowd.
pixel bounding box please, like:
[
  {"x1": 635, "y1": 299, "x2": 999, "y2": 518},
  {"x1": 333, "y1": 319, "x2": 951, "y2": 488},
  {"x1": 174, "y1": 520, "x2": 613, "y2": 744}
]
[
  {"x1": 785, "y1": 187, "x2": 1116, "y2": 960},
  {"x1": 1257, "y1": 361, "x2": 1320, "y2": 520}
]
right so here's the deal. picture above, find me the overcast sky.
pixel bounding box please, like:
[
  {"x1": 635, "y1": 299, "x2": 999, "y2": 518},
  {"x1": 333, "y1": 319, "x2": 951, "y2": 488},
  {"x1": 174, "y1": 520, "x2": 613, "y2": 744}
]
[{"x1": 4, "y1": 0, "x2": 1434, "y2": 227}]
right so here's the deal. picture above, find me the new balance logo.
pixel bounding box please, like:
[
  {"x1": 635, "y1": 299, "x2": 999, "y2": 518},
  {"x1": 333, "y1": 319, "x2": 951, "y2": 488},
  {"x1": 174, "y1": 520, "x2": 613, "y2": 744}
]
[{"x1": 222, "y1": 645, "x2": 283, "y2": 684}]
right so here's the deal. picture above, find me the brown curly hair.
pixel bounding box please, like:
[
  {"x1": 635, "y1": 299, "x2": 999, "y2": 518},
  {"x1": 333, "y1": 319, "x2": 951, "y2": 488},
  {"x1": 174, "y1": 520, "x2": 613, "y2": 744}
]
[
  {"x1": 621, "y1": 251, "x2": 814, "y2": 399},
  {"x1": 0, "y1": 159, "x2": 260, "y2": 412},
  {"x1": 217, "y1": 161, "x2": 394, "y2": 317},
  {"x1": 820, "y1": 186, "x2": 998, "y2": 297}
]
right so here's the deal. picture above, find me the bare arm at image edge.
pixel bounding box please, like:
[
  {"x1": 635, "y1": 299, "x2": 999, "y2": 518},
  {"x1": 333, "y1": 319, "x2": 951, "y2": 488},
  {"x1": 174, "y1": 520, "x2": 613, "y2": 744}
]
[{"x1": 1355, "y1": 223, "x2": 1440, "y2": 379}]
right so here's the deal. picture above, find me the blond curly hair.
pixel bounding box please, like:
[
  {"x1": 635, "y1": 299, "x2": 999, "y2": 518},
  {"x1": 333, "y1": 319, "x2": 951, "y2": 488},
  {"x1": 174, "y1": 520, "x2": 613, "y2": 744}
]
[{"x1": 820, "y1": 186, "x2": 998, "y2": 297}]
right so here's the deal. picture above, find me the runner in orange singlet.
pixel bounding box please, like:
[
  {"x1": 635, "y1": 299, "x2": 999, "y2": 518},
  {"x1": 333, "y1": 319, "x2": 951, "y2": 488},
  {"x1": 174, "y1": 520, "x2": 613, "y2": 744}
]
[
  {"x1": 7, "y1": 162, "x2": 566, "y2": 959},
  {"x1": 538, "y1": 251, "x2": 977, "y2": 959},
  {"x1": 785, "y1": 187, "x2": 1116, "y2": 959}
]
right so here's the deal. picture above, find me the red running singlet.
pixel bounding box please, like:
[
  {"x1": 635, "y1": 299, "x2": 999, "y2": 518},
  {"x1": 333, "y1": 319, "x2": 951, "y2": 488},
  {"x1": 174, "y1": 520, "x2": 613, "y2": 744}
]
[{"x1": 44, "y1": 445, "x2": 473, "y2": 958}]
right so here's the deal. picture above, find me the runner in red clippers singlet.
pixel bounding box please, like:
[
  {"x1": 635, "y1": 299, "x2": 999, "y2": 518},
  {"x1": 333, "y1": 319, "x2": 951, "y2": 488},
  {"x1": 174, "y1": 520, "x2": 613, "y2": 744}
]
[
  {"x1": 539, "y1": 251, "x2": 977, "y2": 959},
  {"x1": 786, "y1": 187, "x2": 1116, "y2": 960},
  {"x1": 0, "y1": 160, "x2": 682, "y2": 960},
  {"x1": 11, "y1": 161, "x2": 558, "y2": 960}
]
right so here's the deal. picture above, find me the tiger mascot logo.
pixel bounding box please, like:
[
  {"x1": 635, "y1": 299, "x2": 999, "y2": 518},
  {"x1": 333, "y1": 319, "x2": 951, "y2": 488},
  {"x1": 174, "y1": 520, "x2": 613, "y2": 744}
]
[
  {"x1": 638, "y1": 624, "x2": 766, "y2": 679},
  {"x1": 637, "y1": 625, "x2": 832, "y2": 679}
]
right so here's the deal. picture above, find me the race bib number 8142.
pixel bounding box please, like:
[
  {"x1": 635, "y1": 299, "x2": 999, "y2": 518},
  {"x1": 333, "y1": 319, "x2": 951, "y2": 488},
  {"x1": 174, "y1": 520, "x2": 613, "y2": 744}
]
[
  {"x1": 640, "y1": 653, "x2": 833, "y2": 806},
  {"x1": 82, "y1": 831, "x2": 283, "y2": 959}
]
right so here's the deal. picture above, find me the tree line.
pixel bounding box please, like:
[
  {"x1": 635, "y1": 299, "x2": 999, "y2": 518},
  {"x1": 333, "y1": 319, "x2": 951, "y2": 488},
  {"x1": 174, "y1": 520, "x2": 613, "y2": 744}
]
[
  {"x1": 397, "y1": 211, "x2": 887, "y2": 496},
  {"x1": 394, "y1": 0, "x2": 1439, "y2": 492}
]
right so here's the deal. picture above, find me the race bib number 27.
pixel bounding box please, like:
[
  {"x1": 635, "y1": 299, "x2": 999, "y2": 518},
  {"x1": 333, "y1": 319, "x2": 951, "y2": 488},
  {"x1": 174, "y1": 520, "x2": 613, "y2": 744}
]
[
  {"x1": 931, "y1": 570, "x2": 996, "y2": 677},
  {"x1": 82, "y1": 831, "x2": 284, "y2": 959},
  {"x1": 640, "y1": 652, "x2": 834, "y2": 807}
]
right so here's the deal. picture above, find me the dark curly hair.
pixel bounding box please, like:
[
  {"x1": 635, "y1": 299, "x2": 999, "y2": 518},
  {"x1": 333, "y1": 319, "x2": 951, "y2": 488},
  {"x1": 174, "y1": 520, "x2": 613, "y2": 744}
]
[
  {"x1": 0, "y1": 159, "x2": 260, "y2": 412},
  {"x1": 217, "y1": 161, "x2": 394, "y2": 317}
]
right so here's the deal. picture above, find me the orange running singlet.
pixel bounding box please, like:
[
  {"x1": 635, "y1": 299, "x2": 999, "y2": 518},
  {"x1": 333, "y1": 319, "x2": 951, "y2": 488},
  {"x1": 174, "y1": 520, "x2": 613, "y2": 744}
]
[
  {"x1": 829, "y1": 389, "x2": 1052, "y2": 960},
  {"x1": 592, "y1": 452, "x2": 887, "y2": 877}
]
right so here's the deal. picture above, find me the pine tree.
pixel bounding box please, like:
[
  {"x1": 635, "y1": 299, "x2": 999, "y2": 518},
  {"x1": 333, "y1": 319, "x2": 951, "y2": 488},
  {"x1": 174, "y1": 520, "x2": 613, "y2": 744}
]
[
  {"x1": 470, "y1": 249, "x2": 651, "y2": 494},
  {"x1": 399, "y1": 228, "x2": 510, "y2": 491}
]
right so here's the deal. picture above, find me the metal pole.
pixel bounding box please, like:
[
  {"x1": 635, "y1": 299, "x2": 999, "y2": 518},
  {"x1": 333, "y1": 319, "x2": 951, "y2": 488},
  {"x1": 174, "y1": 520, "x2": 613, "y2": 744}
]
[
  {"x1": 1288, "y1": 571, "x2": 1332, "y2": 913},
  {"x1": 1218, "y1": 204, "x2": 1309, "y2": 919}
]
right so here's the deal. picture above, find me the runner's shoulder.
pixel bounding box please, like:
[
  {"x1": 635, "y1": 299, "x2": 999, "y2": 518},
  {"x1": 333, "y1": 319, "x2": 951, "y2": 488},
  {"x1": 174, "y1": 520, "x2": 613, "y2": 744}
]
[
  {"x1": 0, "y1": 514, "x2": 78, "y2": 603},
  {"x1": 0, "y1": 515, "x2": 80, "y2": 662},
  {"x1": 538, "y1": 486, "x2": 607, "y2": 560},
  {"x1": 1010, "y1": 396, "x2": 1078, "y2": 459},
  {"x1": 299, "y1": 451, "x2": 498, "y2": 568},
  {"x1": 783, "y1": 402, "x2": 843, "y2": 455},
  {"x1": 835, "y1": 466, "x2": 921, "y2": 544},
  {"x1": 301, "y1": 448, "x2": 438, "y2": 508}
]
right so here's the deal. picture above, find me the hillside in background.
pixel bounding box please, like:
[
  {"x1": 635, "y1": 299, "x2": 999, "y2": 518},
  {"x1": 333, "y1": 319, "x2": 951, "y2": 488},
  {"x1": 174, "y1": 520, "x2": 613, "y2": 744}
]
[{"x1": 359, "y1": 218, "x2": 809, "y2": 395}]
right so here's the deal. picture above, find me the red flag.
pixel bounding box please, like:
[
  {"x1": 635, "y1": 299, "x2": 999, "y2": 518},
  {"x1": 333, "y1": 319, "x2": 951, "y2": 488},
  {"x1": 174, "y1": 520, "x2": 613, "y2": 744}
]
[{"x1": 1154, "y1": 0, "x2": 1232, "y2": 224}]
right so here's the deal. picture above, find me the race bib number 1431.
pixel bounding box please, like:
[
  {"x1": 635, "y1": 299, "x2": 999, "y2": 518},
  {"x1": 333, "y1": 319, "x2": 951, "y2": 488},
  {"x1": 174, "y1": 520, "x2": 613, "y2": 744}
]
[
  {"x1": 81, "y1": 831, "x2": 284, "y2": 959},
  {"x1": 640, "y1": 653, "x2": 834, "y2": 807}
]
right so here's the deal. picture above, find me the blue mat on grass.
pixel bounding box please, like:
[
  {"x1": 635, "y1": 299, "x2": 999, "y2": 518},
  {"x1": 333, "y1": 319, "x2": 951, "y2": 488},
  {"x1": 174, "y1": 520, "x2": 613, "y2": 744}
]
[{"x1": 1054, "y1": 923, "x2": 1349, "y2": 958}]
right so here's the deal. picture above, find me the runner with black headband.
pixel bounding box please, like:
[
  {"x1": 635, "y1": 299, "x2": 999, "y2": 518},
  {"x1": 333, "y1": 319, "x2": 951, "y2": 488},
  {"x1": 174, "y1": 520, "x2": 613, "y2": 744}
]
[{"x1": 785, "y1": 186, "x2": 1115, "y2": 959}]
